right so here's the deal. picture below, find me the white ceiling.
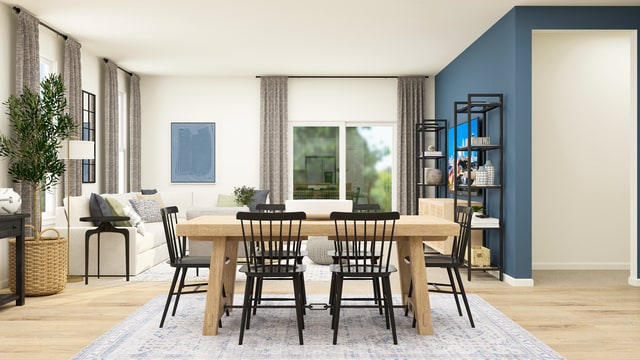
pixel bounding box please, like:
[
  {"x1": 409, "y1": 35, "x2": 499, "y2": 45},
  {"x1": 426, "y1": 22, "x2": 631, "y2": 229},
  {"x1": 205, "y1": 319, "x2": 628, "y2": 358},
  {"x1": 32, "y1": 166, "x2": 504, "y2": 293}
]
[{"x1": 2, "y1": 0, "x2": 638, "y2": 77}]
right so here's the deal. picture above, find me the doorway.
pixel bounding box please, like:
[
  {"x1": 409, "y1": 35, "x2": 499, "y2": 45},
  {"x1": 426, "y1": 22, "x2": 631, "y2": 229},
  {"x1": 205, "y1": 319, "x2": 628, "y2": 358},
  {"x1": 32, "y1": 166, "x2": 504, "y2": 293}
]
[{"x1": 531, "y1": 30, "x2": 637, "y2": 282}]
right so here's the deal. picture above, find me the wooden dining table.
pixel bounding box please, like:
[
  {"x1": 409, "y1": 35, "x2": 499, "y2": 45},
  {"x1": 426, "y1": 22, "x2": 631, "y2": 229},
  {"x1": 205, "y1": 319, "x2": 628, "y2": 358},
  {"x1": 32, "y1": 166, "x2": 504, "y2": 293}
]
[{"x1": 176, "y1": 214, "x2": 459, "y2": 336}]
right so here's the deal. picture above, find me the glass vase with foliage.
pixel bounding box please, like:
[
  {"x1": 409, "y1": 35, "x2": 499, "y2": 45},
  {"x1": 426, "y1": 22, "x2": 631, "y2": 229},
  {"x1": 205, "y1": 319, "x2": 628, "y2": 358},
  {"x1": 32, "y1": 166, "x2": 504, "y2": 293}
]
[
  {"x1": 0, "y1": 73, "x2": 77, "y2": 238},
  {"x1": 233, "y1": 185, "x2": 255, "y2": 207}
]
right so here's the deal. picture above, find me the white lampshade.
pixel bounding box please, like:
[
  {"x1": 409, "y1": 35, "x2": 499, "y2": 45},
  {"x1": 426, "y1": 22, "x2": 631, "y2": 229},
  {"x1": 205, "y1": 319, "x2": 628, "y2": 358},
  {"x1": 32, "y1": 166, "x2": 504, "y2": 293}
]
[{"x1": 59, "y1": 140, "x2": 95, "y2": 160}]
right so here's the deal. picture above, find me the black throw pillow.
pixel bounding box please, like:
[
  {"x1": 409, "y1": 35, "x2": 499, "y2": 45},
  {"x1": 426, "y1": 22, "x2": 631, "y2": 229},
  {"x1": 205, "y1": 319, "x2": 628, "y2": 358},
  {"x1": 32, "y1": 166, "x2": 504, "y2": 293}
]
[{"x1": 89, "y1": 193, "x2": 114, "y2": 226}]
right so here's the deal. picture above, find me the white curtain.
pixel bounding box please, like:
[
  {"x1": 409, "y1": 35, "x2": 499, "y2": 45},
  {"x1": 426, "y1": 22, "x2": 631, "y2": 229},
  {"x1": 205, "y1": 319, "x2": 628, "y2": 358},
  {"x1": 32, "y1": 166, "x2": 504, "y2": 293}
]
[
  {"x1": 397, "y1": 77, "x2": 425, "y2": 215},
  {"x1": 63, "y1": 37, "x2": 83, "y2": 197},
  {"x1": 259, "y1": 76, "x2": 288, "y2": 204}
]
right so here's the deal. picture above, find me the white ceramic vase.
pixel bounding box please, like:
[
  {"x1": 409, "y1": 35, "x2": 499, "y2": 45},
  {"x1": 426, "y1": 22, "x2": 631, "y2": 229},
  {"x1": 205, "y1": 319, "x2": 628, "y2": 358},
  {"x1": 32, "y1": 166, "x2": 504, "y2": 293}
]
[
  {"x1": 475, "y1": 166, "x2": 487, "y2": 185},
  {"x1": 484, "y1": 160, "x2": 495, "y2": 185},
  {"x1": 0, "y1": 188, "x2": 22, "y2": 215}
]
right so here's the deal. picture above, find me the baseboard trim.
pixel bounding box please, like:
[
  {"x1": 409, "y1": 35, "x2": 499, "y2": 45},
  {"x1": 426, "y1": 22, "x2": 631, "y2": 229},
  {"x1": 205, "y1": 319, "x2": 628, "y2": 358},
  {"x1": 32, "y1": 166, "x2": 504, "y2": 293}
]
[
  {"x1": 502, "y1": 273, "x2": 534, "y2": 287},
  {"x1": 532, "y1": 262, "x2": 629, "y2": 270},
  {"x1": 628, "y1": 276, "x2": 640, "y2": 286}
]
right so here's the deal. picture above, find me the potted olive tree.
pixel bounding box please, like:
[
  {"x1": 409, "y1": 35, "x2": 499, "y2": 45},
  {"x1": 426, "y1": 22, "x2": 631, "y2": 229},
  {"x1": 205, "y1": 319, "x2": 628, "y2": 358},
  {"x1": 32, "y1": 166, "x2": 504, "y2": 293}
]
[{"x1": 0, "y1": 73, "x2": 77, "y2": 295}]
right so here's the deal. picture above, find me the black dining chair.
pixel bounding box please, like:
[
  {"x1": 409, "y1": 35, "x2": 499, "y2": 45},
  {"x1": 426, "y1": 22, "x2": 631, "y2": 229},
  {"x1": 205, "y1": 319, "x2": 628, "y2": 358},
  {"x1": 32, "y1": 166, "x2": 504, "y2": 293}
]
[
  {"x1": 404, "y1": 205, "x2": 475, "y2": 328},
  {"x1": 251, "y1": 203, "x2": 308, "y2": 314},
  {"x1": 329, "y1": 210, "x2": 400, "y2": 345},
  {"x1": 236, "y1": 211, "x2": 307, "y2": 345},
  {"x1": 328, "y1": 202, "x2": 383, "y2": 314},
  {"x1": 159, "y1": 206, "x2": 225, "y2": 328}
]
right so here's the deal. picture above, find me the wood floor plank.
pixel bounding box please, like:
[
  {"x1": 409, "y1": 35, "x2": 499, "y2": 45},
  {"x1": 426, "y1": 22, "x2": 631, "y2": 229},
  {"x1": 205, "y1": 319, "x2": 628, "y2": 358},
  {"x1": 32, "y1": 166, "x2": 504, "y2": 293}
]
[{"x1": 0, "y1": 270, "x2": 639, "y2": 359}]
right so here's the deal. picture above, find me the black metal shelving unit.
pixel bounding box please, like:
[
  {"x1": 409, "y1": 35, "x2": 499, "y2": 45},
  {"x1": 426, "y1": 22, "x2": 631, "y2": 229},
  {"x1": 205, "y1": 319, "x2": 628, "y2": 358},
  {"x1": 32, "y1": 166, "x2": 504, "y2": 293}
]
[
  {"x1": 453, "y1": 94, "x2": 504, "y2": 281},
  {"x1": 415, "y1": 119, "x2": 448, "y2": 214}
]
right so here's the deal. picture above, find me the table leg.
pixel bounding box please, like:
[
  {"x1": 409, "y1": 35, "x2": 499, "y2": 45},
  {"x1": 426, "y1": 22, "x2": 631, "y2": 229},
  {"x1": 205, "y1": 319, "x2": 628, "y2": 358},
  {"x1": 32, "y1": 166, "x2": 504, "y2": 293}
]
[
  {"x1": 407, "y1": 236, "x2": 433, "y2": 335},
  {"x1": 222, "y1": 238, "x2": 239, "y2": 309},
  {"x1": 202, "y1": 236, "x2": 228, "y2": 336}
]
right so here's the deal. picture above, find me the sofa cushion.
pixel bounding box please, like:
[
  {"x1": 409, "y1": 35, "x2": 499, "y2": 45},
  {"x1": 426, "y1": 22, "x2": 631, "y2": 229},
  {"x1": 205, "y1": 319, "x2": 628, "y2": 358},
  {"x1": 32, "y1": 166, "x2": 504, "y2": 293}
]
[
  {"x1": 89, "y1": 193, "x2": 114, "y2": 226},
  {"x1": 216, "y1": 194, "x2": 237, "y2": 207},
  {"x1": 248, "y1": 189, "x2": 270, "y2": 212},
  {"x1": 103, "y1": 196, "x2": 132, "y2": 227},
  {"x1": 123, "y1": 205, "x2": 146, "y2": 235},
  {"x1": 129, "y1": 198, "x2": 162, "y2": 223},
  {"x1": 136, "y1": 192, "x2": 164, "y2": 208}
]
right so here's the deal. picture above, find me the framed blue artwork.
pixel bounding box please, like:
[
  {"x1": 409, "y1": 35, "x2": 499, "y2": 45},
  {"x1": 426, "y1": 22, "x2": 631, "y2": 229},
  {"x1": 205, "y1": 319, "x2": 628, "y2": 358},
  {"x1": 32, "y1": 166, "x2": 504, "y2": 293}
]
[{"x1": 171, "y1": 122, "x2": 215, "y2": 183}]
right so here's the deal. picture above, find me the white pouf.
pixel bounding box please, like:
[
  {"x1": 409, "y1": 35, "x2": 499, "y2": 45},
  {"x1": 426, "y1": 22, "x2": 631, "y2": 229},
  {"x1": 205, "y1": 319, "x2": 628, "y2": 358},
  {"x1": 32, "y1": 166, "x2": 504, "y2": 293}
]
[{"x1": 305, "y1": 236, "x2": 334, "y2": 265}]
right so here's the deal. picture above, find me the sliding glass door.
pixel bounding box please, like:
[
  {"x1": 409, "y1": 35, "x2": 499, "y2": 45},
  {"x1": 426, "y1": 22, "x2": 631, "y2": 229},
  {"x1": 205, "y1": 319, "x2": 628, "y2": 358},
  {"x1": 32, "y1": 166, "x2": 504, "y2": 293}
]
[{"x1": 292, "y1": 124, "x2": 392, "y2": 211}]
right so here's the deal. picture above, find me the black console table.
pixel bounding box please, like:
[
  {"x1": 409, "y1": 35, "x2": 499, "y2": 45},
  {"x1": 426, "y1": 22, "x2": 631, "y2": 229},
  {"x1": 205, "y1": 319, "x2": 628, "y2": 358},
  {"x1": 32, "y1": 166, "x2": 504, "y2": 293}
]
[
  {"x1": 79, "y1": 216, "x2": 130, "y2": 285},
  {"x1": 0, "y1": 214, "x2": 29, "y2": 307}
]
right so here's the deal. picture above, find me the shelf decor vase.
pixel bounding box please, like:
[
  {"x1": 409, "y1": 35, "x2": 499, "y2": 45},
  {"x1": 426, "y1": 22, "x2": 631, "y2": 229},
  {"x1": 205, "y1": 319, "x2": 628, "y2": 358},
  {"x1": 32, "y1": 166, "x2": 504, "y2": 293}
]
[
  {"x1": 475, "y1": 166, "x2": 487, "y2": 185},
  {"x1": 484, "y1": 160, "x2": 495, "y2": 185},
  {"x1": 0, "y1": 188, "x2": 22, "y2": 215},
  {"x1": 424, "y1": 168, "x2": 443, "y2": 185}
]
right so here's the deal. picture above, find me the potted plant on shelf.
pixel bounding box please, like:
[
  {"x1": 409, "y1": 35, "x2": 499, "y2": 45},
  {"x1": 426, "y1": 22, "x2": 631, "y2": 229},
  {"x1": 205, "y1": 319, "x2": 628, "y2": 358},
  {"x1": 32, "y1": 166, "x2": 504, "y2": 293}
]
[
  {"x1": 471, "y1": 205, "x2": 484, "y2": 217},
  {"x1": 233, "y1": 185, "x2": 256, "y2": 207},
  {"x1": 0, "y1": 73, "x2": 77, "y2": 296}
]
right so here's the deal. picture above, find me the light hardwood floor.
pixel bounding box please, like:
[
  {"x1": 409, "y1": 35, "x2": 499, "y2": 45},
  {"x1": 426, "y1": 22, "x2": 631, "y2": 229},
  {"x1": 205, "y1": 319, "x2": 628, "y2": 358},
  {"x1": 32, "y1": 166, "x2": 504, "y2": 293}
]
[{"x1": 0, "y1": 269, "x2": 639, "y2": 360}]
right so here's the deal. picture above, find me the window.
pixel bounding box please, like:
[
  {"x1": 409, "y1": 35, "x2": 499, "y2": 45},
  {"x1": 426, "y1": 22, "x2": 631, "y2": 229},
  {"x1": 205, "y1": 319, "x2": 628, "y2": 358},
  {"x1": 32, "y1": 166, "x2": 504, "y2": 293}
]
[
  {"x1": 40, "y1": 57, "x2": 56, "y2": 218},
  {"x1": 292, "y1": 124, "x2": 393, "y2": 211},
  {"x1": 81, "y1": 91, "x2": 96, "y2": 183}
]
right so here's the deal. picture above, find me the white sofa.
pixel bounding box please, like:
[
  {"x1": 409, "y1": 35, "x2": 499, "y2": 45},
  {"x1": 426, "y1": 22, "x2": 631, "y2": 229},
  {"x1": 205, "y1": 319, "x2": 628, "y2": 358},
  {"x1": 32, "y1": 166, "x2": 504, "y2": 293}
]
[{"x1": 54, "y1": 191, "x2": 246, "y2": 277}]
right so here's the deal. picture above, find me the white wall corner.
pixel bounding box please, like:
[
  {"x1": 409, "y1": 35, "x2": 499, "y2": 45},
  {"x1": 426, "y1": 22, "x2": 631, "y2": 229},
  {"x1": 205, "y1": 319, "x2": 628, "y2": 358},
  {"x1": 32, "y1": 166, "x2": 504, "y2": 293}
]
[{"x1": 503, "y1": 273, "x2": 534, "y2": 287}]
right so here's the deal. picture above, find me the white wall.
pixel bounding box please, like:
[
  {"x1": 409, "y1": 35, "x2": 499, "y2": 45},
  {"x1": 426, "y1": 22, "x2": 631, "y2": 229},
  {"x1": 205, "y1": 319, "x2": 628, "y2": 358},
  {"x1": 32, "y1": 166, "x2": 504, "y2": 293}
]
[
  {"x1": 532, "y1": 30, "x2": 637, "y2": 270},
  {"x1": 139, "y1": 76, "x2": 434, "y2": 200},
  {"x1": 139, "y1": 76, "x2": 262, "y2": 196}
]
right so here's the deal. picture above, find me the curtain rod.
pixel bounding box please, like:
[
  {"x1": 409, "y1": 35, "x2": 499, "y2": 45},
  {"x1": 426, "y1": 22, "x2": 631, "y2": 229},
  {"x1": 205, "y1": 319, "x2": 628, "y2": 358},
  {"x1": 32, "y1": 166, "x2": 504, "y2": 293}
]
[
  {"x1": 256, "y1": 75, "x2": 429, "y2": 79},
  {"x1": 103, "y1": 58, "x2": 133, "y2": 76},
  {"x1": 13, "y1": 6, "x2": 68, "y2": 40}
]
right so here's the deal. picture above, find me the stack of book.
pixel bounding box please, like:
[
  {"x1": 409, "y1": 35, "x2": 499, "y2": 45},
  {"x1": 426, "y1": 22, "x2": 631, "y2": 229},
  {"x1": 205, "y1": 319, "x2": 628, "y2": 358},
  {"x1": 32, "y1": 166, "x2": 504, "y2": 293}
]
[{"x1": 471, "y1": 216, "x2": 500, "y2": 228}]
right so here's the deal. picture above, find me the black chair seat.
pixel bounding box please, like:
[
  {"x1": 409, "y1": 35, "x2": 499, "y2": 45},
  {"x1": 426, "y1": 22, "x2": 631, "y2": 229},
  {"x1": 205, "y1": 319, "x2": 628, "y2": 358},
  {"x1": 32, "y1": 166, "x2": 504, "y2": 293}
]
[
  {"x1": 172, "y1": 256, "x2": 211, "y2": 267},
  {"x1": 329, "y1": 263, "x2": 397, "y2": 276},
  {"x1": 239, "y1": 263, "x2": 306, "y2": 275}
]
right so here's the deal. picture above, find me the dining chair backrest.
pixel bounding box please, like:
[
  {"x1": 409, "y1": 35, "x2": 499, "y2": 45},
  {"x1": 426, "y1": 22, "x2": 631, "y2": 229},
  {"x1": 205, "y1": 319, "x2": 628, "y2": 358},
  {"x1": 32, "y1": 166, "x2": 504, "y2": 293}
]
[
  {"x1": 237, "y1": 211, "x2": 307, "y2": 273},
  {"x1": 451, "y1": 206, "x2": 474, "y2": 264},
  {"x1": 256, "y1": 203, "x2": 285, "y2": 213},
  {"x1": 329, "y1": 211, "x2": 400, "y2": 273},
  {"x1": 161, "y1": 206, "x2": 185, "y2": 264}
]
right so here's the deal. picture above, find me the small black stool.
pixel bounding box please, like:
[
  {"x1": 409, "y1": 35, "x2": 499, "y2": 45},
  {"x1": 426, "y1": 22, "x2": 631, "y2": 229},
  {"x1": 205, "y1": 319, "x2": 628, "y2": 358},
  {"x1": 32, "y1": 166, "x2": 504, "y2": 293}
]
[{"x1": 79, "y1": 216, "x2": 130, "y2": 285}]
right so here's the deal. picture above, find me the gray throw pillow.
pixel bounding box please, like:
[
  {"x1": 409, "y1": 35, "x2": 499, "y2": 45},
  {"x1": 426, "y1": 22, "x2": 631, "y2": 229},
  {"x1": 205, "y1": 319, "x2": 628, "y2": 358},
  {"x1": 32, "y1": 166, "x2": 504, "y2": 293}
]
[
  {"x1": 248, "y1": 190, "x2": 270, "y2": 212},
  {"x1": 129, "y1": 199, "x2": 162, "y2": 223}
]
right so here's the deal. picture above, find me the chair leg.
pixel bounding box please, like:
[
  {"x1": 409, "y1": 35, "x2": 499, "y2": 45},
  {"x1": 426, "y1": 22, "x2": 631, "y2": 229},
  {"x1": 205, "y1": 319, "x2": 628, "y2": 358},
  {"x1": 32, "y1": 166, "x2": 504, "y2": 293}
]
[
  {"x1": 252, "y1": 278, "x2": 263, "y2": 315},
  {"x1": 446, "y1": 267, "x2": 463, "y2": 316},
  {"x1": 239, "y1": 276, "x2": 254, "y2": 345},
  {"x1": 159, "y1": 268, "x2": 181, "y2": 328},
  {"x1": 453, "y1": 267, "x2": 475, "y2": 328},
  {"x1": 328, "y1": 272, "x2": 336, "y2": 315},
  {"x1": 373, "y1": 277, "x2": 383, "y2": 315},
  {"x1": 404, "y1": 279, "x2": 413, "y2": 317},
  {"x1": 293, "y1": 274, "x2": 305, "y2": 345},
  {"x1": 171, "y1": 268, "x2": 188, "y2": 316},
  {"x1": 381, "y1": 276, "x2": 398, "y2": 345},
  {"x1": 331, "y1": 274, "x2": 344, "y2": 345}
]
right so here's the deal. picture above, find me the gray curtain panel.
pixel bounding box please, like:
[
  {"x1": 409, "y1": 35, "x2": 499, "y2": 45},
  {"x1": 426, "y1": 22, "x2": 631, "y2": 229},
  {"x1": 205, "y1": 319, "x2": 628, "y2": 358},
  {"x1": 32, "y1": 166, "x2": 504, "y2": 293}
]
[
  {"x1": 259, "y1": 76, "x2": 288, "y2": 204},
  {"x1": 14, "y1": 10, "x2": 40, "y2": 229},
  {"x1": 63, "y1": 37, "x2": 83, "y2": 198},
  {"x1": 128, "y1": 74, "x2": 141, "y2": 192},
  {"x1": 397, "y1": 76, "x2": 425, "y2": 215},
  {"x1": 103, "y1": 61, "x2": 119, "y2": 194}
]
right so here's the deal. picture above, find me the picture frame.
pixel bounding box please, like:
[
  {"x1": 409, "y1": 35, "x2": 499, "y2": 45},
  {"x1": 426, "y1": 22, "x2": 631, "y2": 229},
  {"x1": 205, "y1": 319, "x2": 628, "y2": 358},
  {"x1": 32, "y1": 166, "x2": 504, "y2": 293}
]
[{"x1": 171, "y1": 122, "x2": 215, "y2": 183}]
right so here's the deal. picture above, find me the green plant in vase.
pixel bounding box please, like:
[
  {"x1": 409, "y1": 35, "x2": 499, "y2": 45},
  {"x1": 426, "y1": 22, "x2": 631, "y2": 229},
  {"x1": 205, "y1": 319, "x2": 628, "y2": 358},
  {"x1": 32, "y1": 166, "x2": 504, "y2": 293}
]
[{"x1": 233, "y1": 185, "x2": 256, "y2": 207}]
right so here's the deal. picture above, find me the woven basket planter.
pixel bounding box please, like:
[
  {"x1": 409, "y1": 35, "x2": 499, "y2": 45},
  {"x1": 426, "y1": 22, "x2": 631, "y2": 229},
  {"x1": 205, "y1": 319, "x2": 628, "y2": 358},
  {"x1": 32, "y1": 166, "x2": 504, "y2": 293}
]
[{"x1": 9, "y1": 227, "x2": 68, "y2": 296}]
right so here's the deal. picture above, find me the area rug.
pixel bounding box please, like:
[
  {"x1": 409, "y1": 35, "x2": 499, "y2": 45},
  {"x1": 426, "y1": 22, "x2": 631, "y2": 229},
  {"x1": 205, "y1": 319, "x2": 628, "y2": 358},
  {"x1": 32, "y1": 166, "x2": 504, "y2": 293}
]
[{"x1": 72, "y1": 294, "x2": 563, "y2": 360}]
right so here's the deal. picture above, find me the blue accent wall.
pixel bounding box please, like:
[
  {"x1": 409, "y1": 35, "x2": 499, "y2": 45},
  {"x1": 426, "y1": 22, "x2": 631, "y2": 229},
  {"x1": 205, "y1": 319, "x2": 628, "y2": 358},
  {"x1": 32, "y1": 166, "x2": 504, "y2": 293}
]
[{"x1": 435, "y1": 6, "x2": 640, "y2": 279}]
